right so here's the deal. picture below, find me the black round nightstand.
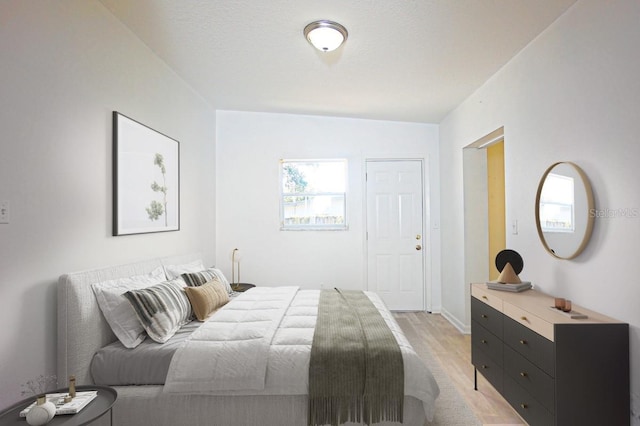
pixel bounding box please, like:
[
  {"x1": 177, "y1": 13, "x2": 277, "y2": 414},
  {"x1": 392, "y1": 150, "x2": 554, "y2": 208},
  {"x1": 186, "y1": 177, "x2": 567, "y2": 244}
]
[
  {"x1": 0, "y1": 385, "x2": 117, "y2": 426},
  {"x1": 230, "y1": 283, "x2": 255, "y2": 292}
]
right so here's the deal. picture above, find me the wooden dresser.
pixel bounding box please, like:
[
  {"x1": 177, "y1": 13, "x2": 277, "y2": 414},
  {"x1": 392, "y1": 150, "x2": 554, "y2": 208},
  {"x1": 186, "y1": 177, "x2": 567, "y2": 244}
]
[{"x1": 471, "y1": 283, "x2": 629, "y2": 426}]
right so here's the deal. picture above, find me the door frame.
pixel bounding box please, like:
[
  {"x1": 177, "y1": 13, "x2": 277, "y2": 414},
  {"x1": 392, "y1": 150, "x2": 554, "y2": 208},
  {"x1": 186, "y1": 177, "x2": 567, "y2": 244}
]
[
  {"x1": 363, "y1": 158, "x2": 432, "y2": 312},
  {"x1": 462, "y1": 127, "x2": 505, "y2": 329}
]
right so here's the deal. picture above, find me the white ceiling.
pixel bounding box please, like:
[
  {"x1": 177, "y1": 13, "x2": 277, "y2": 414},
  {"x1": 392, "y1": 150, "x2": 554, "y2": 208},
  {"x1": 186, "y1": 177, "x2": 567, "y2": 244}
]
[{"x1": 99, "y1": 0, "x2": 576, "y2": 123}]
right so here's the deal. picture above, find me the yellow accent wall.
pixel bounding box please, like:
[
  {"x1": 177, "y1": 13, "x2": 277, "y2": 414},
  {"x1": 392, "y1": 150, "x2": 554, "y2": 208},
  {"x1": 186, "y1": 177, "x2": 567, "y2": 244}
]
[{"x1": 487, "y1": 141, "x2": 505, "y2": 280}]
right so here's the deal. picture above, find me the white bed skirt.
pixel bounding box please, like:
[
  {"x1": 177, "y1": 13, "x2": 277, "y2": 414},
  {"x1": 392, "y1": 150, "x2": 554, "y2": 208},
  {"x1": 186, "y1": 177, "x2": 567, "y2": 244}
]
[{"x1": 105, "y1": 385, "x2": 427, "y2": 426}]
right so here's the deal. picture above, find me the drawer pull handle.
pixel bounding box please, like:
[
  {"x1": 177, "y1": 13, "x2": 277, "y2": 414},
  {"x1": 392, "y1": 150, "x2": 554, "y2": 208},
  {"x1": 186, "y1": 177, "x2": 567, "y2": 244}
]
[
  {"x1": 482, "y1": 295, "x2": 488, "y2": 300},
  {"x1": 481, "y1": 314, "x2": 488, "y2": 318},
  {"x1": 481, "y1": 339, "x2": 487, "y2": 344},
  {"x1": 519, "y1": 339, "x2": 528, "y2": 345},
  {"x1": 520, "y1": 316, "x2": 528, "y2": 321},
  {"x1": 520, "y1": 403, "x2": 528, "y2": 409},
  {"x1": 520, "y1": 372, "x2": 528, "y2": 377},
  {"x1": 481, "y1": 365, "x2": 488, "y2": 369}
]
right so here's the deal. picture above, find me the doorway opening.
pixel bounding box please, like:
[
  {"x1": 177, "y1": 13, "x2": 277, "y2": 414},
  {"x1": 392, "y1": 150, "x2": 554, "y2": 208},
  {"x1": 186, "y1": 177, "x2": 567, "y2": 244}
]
[{"x1": 463, "y1": 127, "x2": 505, "y2": 288}]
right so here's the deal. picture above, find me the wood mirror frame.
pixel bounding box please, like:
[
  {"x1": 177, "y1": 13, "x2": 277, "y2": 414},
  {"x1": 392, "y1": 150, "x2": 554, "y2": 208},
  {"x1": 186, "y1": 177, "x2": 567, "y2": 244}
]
[{"x1": 535, "y1": 162, "x2": 595, "y2": 259}]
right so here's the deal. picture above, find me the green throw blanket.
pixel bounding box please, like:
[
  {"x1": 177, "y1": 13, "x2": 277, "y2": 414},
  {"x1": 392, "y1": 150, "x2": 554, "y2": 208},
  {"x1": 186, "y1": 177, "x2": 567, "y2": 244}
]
[{"x1": 308, "y1": 289, "x2": 404, "y2": 426}]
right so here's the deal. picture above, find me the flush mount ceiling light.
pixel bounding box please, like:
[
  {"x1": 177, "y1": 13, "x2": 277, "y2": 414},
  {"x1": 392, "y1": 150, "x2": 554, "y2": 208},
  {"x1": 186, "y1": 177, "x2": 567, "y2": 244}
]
[{"x1": 303, "y1": 20, "x2": 348, "y2": 52}]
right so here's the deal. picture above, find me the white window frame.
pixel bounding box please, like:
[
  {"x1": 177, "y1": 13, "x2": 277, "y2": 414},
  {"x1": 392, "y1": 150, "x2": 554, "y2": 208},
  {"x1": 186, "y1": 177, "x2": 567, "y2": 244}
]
[{"x1": 279, "y1": 159, "x2": 348, "y2": 231}]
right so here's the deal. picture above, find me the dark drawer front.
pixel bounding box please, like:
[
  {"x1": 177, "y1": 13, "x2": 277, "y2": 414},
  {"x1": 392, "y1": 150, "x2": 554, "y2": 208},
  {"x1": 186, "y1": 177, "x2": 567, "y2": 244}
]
[
  {"x1": 471, "y1": 297, "x2": 503, "y2": 338},
  {"x1": 503, "y1": 315, "x2": 554, "y2": 376},
  {"x1": 471, "y1": 320, "x2": 503, "y2": 366},
  {"x1": 504, "y1": 345, "x2": 555, "y2": 413},
  {"x1": 472, "y1": 343, "x2": 503, "y2": 393},
  {"x1": 504, "y1": 375, "x2": 554, "y2": 426}
]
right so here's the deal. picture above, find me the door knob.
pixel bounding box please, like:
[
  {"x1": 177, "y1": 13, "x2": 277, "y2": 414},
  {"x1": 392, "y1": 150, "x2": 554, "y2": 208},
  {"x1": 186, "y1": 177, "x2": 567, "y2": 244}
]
[
  {"x1": 416, "y1": 244, "x2": 422, "y2": 251},
  {"x1": 416, "y1": 234, "x2": 422, "y2": 240}
]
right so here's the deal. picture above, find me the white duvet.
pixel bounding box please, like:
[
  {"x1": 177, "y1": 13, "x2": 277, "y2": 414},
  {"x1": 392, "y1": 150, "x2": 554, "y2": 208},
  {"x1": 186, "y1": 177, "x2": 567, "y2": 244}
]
[{"x1": 164, "y1": 287, "x2": 439, "y2": 421}]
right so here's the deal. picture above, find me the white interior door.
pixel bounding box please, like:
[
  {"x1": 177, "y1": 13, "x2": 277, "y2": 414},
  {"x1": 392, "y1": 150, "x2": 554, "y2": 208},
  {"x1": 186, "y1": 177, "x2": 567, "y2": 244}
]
[{"x1": 366, "y1": 160, "x2": 425, "y2": 311}]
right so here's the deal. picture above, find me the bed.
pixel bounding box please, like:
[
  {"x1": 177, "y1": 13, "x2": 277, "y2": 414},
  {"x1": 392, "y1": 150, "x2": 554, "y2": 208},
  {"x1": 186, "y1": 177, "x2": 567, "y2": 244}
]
[{"x1": 57, "y1": 254, "x2": 439, "y2": 426}]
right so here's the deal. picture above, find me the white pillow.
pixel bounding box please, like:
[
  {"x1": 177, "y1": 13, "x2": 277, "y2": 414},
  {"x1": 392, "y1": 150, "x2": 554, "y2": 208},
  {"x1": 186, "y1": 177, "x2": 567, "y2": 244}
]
[
  {"x1": 92, "y1": 267, "x2": 166, "y2": 348},
  {"x1": 164, "y1": 259, "x2": 205, "y2": 280}
]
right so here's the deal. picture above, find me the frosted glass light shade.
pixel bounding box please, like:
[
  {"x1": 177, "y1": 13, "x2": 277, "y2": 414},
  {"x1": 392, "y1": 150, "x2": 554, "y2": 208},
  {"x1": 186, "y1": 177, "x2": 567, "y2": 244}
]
[{"x1": 304, "y1": 20, "x2": 348, "y2": 52}]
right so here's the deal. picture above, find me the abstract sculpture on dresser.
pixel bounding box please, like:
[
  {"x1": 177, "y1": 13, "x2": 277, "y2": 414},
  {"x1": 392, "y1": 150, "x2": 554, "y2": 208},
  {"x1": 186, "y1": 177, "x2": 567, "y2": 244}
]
[{"x1": 486, "y1": 249, "x2": 531, "y2": 292}]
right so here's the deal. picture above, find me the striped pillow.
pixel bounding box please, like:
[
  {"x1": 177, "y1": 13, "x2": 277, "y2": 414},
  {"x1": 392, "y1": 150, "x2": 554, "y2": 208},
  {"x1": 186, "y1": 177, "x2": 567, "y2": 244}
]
[
  {"x1": 124, "y1": 279, "x2": 193, "y2": 343},
  {"x1": 181, "y1": 268, "x2": 232, "y2": 293}
]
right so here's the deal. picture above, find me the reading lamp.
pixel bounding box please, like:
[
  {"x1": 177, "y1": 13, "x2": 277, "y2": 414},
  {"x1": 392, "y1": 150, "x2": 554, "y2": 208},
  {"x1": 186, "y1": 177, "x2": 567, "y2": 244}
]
[{"x1": 231, "y1": 248, "x2": 241, "y2": 290}]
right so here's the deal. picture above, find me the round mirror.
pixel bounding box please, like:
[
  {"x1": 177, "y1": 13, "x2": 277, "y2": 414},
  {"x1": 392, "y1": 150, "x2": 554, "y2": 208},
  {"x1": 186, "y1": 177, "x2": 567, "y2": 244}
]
[{"x1": 535, "y1": 162, "x2": 595, "y2": 259}]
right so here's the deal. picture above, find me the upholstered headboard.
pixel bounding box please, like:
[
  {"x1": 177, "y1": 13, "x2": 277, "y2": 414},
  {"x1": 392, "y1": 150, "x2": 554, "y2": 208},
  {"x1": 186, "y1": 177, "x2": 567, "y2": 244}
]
[{"x1": 57, "y1": 253, "x2": 202, "y2": 385}]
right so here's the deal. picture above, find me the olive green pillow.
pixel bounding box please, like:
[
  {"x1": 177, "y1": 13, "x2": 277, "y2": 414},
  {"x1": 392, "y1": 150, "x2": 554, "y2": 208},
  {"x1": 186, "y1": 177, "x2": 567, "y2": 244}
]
[{"x1": 184, "y1": 279, "x2": 230, "y2": 321}]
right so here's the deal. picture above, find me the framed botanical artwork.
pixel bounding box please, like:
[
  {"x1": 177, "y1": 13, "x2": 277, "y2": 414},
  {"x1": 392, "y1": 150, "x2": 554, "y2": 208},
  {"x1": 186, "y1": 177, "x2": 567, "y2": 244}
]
[{"x1": 113, "y1": 112, "x2": 180, "y2": 236}]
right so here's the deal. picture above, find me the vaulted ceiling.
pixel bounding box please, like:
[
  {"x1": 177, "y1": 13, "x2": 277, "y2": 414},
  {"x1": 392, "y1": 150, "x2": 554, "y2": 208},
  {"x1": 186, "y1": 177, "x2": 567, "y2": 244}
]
[{"x1": 99, "y1": 0, "x2": 576, "y2": 123}]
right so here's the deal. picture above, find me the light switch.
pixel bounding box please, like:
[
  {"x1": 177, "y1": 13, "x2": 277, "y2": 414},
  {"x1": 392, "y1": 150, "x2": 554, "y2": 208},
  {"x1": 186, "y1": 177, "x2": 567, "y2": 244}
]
[
  {"x1": 512, "y1": 219, "x2": 518, "y2": 235},
  {"x1": 0, "y1": 200, "x2": 9, "y2": 224}
]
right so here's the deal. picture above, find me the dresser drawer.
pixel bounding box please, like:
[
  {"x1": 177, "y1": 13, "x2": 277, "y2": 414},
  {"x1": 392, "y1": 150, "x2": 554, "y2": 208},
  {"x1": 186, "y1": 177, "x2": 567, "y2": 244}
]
[
  {"x1": 504, "y1": 315, "x2": 555, "y2": 376},
  {"x1": 472, "y1": 344, "x2": 503, "y2": 393},
  {"x1": 471, "y1": 320, "x2": 503, "y2": 366},
  {"x1": 503, "y1": 301, "x2": 554, "y2": 341},
  {"x1": 503, "y1": 375, "x2": 554, "y2": 426},
  {"x1": 504, "y1": 345, "x2": 554, "y2": 413},
  {"x1": 471, "y1": 297, "x2": 503, "y2": 338},
  {"x1": 471, "y1": 285, "x2": 503, "y2": 312}
]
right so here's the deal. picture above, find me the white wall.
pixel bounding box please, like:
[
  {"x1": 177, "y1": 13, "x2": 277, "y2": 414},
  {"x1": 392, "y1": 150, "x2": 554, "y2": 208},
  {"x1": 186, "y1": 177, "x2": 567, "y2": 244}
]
[
  {"x1": 439, "y1": 0, "x2": 640, "y2": 422},
  {"x1": 0, "y1": 1, "x2": 216, "y2": 408},
  {"x1": 216, "y1": 111, "x2": 441, "y2": 309}
]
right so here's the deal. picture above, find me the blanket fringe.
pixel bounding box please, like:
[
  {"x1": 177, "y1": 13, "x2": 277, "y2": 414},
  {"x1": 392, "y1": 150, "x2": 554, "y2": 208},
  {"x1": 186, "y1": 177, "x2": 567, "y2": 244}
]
[{"x1": 308, "y1": 396, "x2": 404, "y2": 426}]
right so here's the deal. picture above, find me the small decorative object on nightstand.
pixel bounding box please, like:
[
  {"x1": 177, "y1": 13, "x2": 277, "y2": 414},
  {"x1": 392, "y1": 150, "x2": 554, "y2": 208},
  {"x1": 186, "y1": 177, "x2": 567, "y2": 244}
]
[
  {"x1": 231, "y1": 283, "x2": 255, "y2": 292},
  {"x1": 0, "y1": 385, "x2": 117, "y2": 426},
  {"x1": 63, "y1": 376, "x2": 75, "y2": 404},
  {"x1": 25, "y1": 396, "x2": 55, "y2": 426}
]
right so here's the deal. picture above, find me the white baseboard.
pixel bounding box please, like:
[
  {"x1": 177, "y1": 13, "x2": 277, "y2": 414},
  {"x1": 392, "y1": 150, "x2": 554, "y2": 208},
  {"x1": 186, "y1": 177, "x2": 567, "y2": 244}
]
[
  {"x1": 426, "y1": 304, "x2": 441, "y2": 314},
  {"x1": 441, "y1": 307, "x2": 470, "y2": 334}
]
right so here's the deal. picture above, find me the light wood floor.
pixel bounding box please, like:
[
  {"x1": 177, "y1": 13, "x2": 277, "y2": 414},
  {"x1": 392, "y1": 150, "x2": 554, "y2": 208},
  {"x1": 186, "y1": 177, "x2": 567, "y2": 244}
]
[{"x1": 394, "y1": 311, "x2": 526, "y2": 426}]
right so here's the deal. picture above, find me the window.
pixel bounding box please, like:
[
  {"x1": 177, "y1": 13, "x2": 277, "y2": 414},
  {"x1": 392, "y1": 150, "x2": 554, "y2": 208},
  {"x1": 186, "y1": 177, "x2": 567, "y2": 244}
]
[{"x1": 280, "y1": 159, "x2": 347, "y2": 230}]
